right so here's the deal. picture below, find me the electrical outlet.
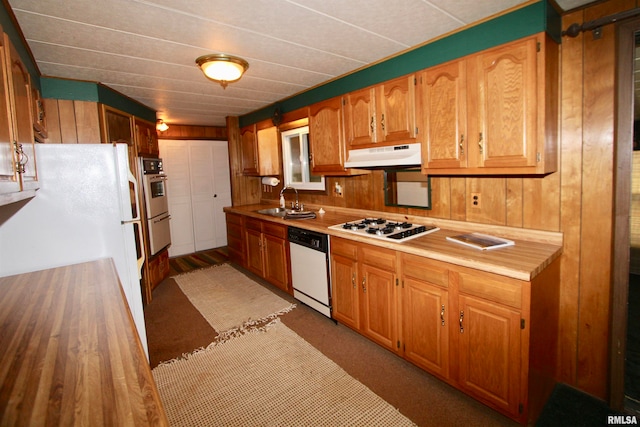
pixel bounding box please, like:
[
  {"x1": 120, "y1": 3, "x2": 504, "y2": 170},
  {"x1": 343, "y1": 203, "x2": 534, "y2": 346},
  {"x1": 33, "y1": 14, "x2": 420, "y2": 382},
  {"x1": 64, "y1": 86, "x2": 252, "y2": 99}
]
[
  {"x1": 334, "y1": 182, "x2": 344, "y2": 197},
  {"x1": 471, "y1": 192, "x2": 481, "y2": 208}
]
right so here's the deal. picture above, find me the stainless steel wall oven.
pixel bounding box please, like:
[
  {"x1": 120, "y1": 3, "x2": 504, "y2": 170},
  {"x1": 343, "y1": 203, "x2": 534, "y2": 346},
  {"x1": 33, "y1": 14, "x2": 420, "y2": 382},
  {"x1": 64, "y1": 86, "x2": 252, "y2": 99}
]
[{"x1": 140, "y1": 158, "x2": 171, "y2": 255}]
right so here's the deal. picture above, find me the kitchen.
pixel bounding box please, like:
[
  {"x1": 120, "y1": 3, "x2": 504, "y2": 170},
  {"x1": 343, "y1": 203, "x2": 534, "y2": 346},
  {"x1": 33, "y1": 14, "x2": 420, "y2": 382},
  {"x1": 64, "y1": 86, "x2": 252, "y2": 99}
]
[{"x1": 0, "y1": 0, "x2": 637, "y2": 425}]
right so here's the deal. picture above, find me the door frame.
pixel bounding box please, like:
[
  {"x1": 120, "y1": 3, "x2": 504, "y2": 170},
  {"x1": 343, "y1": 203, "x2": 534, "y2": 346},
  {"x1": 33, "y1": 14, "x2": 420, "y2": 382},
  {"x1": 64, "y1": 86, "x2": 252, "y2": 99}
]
[{"x1": 610, "y1": 16, "x2": 638, "y2": 410}]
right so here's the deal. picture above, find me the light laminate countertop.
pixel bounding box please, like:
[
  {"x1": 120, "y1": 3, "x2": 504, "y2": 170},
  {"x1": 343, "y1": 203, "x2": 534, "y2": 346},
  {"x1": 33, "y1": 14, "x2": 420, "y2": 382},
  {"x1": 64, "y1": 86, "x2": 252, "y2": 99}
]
[{"x1": 224, "y1": 204, "x2": 563, "y2": 282}]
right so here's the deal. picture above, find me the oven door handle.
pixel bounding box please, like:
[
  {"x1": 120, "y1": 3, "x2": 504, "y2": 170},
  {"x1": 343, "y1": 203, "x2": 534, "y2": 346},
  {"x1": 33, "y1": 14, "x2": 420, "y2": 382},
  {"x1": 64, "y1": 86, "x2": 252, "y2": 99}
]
[{"x1": 153, "y1": 215, "x2": 171, "y2": 223}]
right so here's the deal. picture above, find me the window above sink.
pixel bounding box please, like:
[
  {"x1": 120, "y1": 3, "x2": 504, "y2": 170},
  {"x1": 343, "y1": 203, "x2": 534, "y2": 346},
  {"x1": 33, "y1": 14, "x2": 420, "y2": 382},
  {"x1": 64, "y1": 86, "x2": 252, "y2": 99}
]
[{"x1": 281, "y1": 126, "x2": 325, "y2": 191}]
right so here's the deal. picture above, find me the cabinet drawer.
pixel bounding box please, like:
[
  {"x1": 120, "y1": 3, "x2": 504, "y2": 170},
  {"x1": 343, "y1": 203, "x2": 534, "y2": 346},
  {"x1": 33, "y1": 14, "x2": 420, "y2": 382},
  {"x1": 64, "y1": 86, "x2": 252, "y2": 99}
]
[
  {"x1": 360, "y1": 244, "x2": 395, "y2": 271},
  {"x1": 401, "y1": 253, "x2": 448, "y2": 288},
  {"x1": 331, "y1": 237, "x2": 358, "y2": 259},
  {"x1": 263, "y1": 222, "x2": 287, "y2": 239},
  {"x1": 226, "y1": 213, "x2": 243, "y2": 226},
  {"x1": 227, "y1": 222, "x2": 243, "y2": 240},
  {"x1": 245, "y1": 217, "x2": 262, "y2": 232},
  {"x1": 457, "y1": 270, "x2": 523, "y2": 309}
]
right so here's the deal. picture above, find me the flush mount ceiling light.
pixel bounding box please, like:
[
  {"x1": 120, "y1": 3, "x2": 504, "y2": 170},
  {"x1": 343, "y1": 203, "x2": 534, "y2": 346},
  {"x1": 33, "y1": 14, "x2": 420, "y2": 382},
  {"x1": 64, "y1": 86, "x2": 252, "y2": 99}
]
[
  {"x1": 196, "y1": 54, "x2": 249, "y2": 89},
  {"x1": 156, "y1": 119, "x2": 169, "y2": 132}
]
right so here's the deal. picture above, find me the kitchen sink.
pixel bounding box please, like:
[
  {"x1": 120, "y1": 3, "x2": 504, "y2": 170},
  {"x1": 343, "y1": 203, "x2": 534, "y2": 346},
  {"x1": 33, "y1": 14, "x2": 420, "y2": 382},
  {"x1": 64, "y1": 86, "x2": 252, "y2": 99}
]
[
  {"x1": 255, "y1": 207, "x2": 289, "y2": 217},
  {"x1": 255, "y1": 207, "x2": 316, "y2": 220}
]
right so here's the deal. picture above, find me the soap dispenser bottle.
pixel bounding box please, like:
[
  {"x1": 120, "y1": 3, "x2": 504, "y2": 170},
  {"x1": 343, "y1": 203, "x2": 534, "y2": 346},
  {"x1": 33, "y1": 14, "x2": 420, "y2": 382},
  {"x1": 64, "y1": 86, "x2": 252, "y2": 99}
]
[{"x1": 279, "y1": 194, "x2": 285, "y2": 208}]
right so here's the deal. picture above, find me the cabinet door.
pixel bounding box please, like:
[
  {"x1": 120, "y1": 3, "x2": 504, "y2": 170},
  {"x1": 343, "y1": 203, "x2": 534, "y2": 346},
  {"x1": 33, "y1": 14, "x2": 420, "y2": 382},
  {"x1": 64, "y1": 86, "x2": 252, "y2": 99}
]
[
  {"x1": 344, "y1": 87, "x2": 376, "y2": 147},
  {"x1": 245, "y1": 227, "x2": 264, "y2": 277},
  {"x1": 256, "y1": 124, "x2": 280, "y2": 176},
  {"x1": 377, "y1": 75, "x2": 416, "y2": 144},
  {"x1": 330, "y1": 253, "x2": 359, "y2": 329},
  {"x1": 360, "y1": 263, "x2": 398, "y2": 352},
  {"x1": 0, "y1": 35, "x2": 19, "y2": 195},
  {"x1": 473, "y1": 36, "x2": 537, "y2": 169},
  {"x1": 458, "y1": 294, "x2": 522, "y2": 417},
  {"x1": 308, "y1": 97, "x2": 346, "y2": 174},
  {"x1": 402, "y1": 277, "x2": 449, "y2": 378},
  {"x1": 226, "y1": 213, "x2": 245, "y2": 266},
  {"x1": 136, "y1": 119, "x2": 158, "y2": 157},
  {"x1": 263, "y1": 233, "x2": 289, "y2": 292},
  {"x1": 240, "y1": 125, "x2": 258, "y2": 175},
  {"x1": 7, "y1": 36, "x2": 36, "y2": 190},
  {"x1": 421, "y1": 60, "x2": 467, "y2": 169}
]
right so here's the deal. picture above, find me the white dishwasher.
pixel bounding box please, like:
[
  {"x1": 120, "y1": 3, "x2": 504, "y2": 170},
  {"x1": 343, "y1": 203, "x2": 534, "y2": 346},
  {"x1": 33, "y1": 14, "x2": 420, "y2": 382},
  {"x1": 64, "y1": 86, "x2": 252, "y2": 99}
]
[{"x1": 288, "y1": 226, "x2": 331, "y2": 318}]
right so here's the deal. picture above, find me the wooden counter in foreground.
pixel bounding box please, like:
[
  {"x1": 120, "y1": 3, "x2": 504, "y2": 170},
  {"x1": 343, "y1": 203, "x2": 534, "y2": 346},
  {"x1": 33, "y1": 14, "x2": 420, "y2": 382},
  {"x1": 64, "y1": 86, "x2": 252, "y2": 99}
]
[{"x1": 0, "y1": 258, "x2": 168, "y2": 426}]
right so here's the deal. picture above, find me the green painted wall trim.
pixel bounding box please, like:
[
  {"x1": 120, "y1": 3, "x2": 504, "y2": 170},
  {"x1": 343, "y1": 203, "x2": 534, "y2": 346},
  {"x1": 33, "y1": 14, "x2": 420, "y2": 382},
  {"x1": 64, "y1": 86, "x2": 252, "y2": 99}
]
[
  {"x1": 41, "y1": 77, "x2": 156, "y2": 122},
  {"x1": 240, "y1": 0, "x2": 559, "y2": 127},
  {"x1": 40, "y1": 77, "x2": 99, "y2": 101},
  {"x1": 97, "y1": 84, "x2": 156, "y2": 122}
]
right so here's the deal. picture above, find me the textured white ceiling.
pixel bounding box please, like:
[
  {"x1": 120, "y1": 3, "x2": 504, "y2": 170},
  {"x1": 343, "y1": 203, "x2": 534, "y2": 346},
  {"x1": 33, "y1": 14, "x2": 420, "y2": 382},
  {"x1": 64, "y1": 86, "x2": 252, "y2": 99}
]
[{"x1": 7, "y1": 0, "x2": 594, "y2": 127}]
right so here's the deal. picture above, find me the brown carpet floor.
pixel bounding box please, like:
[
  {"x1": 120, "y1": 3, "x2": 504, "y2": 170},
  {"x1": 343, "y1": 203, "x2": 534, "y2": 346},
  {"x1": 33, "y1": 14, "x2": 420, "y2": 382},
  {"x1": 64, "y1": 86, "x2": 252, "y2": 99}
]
[{"x1": 144, "y1": 252, "x2": 519, "y2": 427}]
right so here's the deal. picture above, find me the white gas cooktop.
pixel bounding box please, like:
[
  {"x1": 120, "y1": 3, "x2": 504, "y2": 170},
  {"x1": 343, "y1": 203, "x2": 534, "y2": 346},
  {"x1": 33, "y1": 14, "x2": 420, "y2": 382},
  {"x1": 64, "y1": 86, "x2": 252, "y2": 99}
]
[{"x1": 328, "y1": 218, "x2": 439, "y2": 242}]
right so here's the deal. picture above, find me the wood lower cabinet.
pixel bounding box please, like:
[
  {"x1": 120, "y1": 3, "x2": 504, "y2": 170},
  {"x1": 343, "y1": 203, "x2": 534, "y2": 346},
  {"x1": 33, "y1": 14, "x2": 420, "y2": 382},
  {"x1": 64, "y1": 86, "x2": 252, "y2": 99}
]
[
  {"x1": 226, "y1": 212, "x2": 245, "y2": 266},
  {"x1": 148, "y1": 248, "x2": 170, "y2": 293},
  {"x1": 400, "y1": 253, "x2": 450, "y2": 380},
  {"x1": 458, "y1": 293, "x2": 522, "y2": 416},
  {"x1": 330, "y1": 237, "x2": 399, "y2": 353},
  {"x1": 329, "y1": 240, "x2": 560, "y2": 425},
  {"x1": 244, "y1": 217, "x2": 290, "y2": 293}
]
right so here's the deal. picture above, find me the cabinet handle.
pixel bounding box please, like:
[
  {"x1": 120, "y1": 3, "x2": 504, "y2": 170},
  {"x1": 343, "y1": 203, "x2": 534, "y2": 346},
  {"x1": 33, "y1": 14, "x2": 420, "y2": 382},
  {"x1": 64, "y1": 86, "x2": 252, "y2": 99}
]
[
  {"x1": 459, "y1": 310, "x2": 464, "y2": 333},
  {"x1": 478, "y1": 132, "x2": 483, "y2": 154},
  {"x1": 352, "y1": 273, "x2": 356, "y2": 289},
  {"x1": 362, "y1": 277, "x2": 366, "y2": 293},
  {"x1": 380, "y1": 114, "x2": 385, "y2": 131},
  {"x1": 370, "y1": 116, "x2": 375, "y2": 135},
  {"x1": 441, "y1": 304, "x2": 445, "y2": 326},
  {"x1": 13, "y1": 142, "x2": 28, "y2": 174},
  {"x1": 459, "y1": 134, "x2": 464, "y2": 156}
]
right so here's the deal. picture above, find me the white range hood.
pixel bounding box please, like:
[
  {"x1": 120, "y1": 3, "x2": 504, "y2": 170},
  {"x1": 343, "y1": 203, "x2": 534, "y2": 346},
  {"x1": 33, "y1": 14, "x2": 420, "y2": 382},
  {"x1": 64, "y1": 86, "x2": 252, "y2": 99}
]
[{"x1": 344, "y1": 143, "x2": 422, "y2": 168}]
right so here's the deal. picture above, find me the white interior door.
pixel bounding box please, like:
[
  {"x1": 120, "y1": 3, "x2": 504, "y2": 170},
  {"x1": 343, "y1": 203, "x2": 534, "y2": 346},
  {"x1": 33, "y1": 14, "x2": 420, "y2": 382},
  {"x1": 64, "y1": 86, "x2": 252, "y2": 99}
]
[
  {"x1": 160, "y1": 140, "x2": 194, "y2": 257},
  {"x1": 159, "y1": 139, "x2": 231, "y2": 256}
]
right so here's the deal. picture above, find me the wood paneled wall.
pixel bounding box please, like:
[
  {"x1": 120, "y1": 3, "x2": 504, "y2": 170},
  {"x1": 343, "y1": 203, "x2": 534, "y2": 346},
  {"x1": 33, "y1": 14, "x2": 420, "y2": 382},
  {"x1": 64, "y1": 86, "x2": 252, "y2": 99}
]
[
  {"x1": 227, "y1": 0, "x2": 635, "y2": 402},
  {"x1": 43, "y1": 98, "x2": 101, "y2": 143}
]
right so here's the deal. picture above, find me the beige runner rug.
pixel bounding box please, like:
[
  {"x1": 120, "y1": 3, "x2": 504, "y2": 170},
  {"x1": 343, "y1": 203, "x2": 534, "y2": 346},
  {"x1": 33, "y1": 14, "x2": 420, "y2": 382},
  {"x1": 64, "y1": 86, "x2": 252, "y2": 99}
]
[
  {"x1": 173, "y1": 263, "x2": 295, "y2": 333},
  {"x1": 153, "y1": 319, "x2": 416, "y2": 427}
]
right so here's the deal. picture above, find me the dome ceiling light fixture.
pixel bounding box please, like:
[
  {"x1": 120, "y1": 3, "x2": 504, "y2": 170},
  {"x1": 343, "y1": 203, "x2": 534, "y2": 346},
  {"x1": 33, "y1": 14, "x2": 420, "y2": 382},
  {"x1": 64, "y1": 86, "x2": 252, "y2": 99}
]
[{"x1": 196, "y1": 54, "x2": 249, "y2": 89}]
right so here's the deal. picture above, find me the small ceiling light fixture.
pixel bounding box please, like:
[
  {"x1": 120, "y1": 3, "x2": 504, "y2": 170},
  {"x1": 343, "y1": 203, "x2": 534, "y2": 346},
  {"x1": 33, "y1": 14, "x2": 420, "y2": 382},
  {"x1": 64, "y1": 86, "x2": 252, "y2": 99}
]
[
  {"x1": 196, "y1": 53, "x2": 249, "y2": 89},
  {"x1": 156, "y1": 119, "x2": 169, "y2": 132}
]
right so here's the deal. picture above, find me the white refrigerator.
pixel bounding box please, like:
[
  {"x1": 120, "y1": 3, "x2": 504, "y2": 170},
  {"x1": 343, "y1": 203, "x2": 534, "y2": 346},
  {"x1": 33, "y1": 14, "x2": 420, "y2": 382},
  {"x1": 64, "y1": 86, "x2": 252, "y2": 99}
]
[{"x1": 0, "y1": 143, "x2": 148, "y2": 357}]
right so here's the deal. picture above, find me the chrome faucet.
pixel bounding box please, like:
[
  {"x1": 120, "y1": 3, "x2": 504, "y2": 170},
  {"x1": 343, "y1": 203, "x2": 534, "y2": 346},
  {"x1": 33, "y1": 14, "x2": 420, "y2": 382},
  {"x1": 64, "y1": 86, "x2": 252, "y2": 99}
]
[{"x1": 279, "y1": 186, "x2": 299, "y2": 210}]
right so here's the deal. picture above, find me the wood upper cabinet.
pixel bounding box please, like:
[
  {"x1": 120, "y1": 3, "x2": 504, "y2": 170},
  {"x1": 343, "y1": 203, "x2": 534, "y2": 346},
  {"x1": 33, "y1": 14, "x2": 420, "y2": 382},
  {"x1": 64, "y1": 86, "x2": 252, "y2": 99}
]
[
  {"x1": 308, "y1": 96, "x2": 346, "y2": 174},
  {"x1": 244, "y1": 217, "x2": 290, "y2": 293},
  {"x1": 240, "y1": 120, "x2": 280, "y2": 176},
  {"x1": 240, "y1": 124, "x2": 258, "y2": 174},
  {"x1": 330, "y1": 237, "x2": 399, "y2": 353},
  {"x1": 344, "y1": 75, "x2": 417, "y2": 149},
  {"x1": 400, "y1": 253, "x2": 450, "y2": 380},
  {"x1": 135, "y1": 118, "x2": 159, "y2": 157},
  {"x1": 421, "y1": 60, "x2": 467, "y2": 169},
  {"x1": 0, "y1": 31, "x2": 38, "y2": 203},
  {"x1": 420, "y1": 33, "x2": 558, "y2": 175}
]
